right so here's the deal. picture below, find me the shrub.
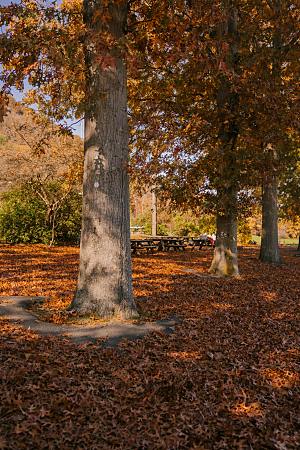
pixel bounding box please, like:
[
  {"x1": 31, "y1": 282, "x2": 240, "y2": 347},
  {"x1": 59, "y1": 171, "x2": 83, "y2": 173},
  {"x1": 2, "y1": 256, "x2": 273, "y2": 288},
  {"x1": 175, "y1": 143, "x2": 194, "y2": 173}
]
[
  {"x1": 0, "y1": 134, "x2": 9, "y2": 145},
  {"x1": 134, "y1": 211, "x2": 152, "y2": 235},
  {"x1": 157, "y1": 223, "x2": 169, "y2": 236},
  {"x1": 0, "y1": 185, "x2": 50, "y2": 243},
  {"x1": 53, "y1": 189, "x2": 82, "y2": 243},
  {"x1": 238, "y1": 219, "x2": 252, "y2": 244},
  {"x1": 0, "y1": 182, "x2": 81, "y2": 244},
  {"x1": 172, "y1": 213, "x2": 215, "y2": 236}
]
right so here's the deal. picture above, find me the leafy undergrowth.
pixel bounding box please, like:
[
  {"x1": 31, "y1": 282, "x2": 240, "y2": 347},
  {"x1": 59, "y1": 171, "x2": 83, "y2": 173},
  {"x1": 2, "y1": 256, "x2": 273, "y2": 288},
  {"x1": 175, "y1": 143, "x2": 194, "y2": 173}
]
[{"x1": 0, "y1": 244, "x2": 299, "y2": 449}]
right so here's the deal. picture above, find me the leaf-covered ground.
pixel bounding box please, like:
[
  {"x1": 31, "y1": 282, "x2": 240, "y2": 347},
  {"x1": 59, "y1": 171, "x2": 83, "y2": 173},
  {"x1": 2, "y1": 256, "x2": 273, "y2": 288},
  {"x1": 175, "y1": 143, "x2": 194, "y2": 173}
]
[{"x1": 0, "y1": 245, "x2": 299, "y2": 449}]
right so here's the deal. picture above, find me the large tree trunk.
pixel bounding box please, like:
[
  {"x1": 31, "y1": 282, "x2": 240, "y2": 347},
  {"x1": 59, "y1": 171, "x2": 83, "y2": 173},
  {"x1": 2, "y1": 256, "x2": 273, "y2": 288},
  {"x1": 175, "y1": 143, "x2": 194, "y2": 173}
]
[
  {"x1": 209, "y1": 2, "x2": 240, "y2": 277},
  {"x1": 259, "y1": 1, "x2": 282, "y2": 265},
  {"x1": 209, "y1": 196, "x2": 239, "y2": 277},
  {"x1": 70, "y1": 0, "x2": 138, "y2": 318},
  {"x1": 259, "y1": 172, "x2": 281, "y2": 264}
]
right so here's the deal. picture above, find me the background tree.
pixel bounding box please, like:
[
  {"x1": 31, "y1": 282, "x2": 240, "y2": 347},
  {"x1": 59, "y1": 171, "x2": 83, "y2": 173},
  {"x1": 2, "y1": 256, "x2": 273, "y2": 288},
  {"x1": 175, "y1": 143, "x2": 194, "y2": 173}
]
[
  {"x1": 279, "y1": 154, "x2": 300, "y2": 253},
  {"x1": 29, "y1": 174, "x2": 80, "y2": 245},
  {"x1": 129, "y1": 0, "x2": 299, "y2": 273},
  {"x1": 0, "y1": 97, "x2": 83, "y2": 192},
  {"x1": 130, "y1": 1, "x2": 247, "y2": 276},
  {"x1": 232, "y1": 1, "x2": 299, "y2": 264}
]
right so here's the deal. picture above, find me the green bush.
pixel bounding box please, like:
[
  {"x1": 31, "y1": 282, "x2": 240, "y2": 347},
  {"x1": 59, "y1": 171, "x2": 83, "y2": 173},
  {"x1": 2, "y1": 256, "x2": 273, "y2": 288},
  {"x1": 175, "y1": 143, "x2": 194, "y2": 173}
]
[
  {"x1": 0, "y1": 134, "x2": 9, "y2": 145},
  {"x1": 0, "y1": 185, "x2": 50, "y2": 243},
  {"x1": 133, "y1": 210, "x2": 217, "y2": 237},
  {"x1": 157, "y1": 223, "x2": 169, "y2": 236},
  {"x1": 134, "y1": 211, "x2": 152, "y2": 235},
  {"x1": 177, "y1": 221, "x2": 201, "y2": 236},
  {"x1": 172, "y1": 213, "x2": 215, "y2": 236},
  {"x1": 133, "y1": 218, "x2": 170, "y2": 236},
  {"x1": 0, "y1": 182, "x2": 82, "y2": 244},
  {"x1": 53, "y1": 190, "x2": 82, "y2": 243},
  {"x1": 238, "y1": 220, "x2": 252, "y2": 244}
]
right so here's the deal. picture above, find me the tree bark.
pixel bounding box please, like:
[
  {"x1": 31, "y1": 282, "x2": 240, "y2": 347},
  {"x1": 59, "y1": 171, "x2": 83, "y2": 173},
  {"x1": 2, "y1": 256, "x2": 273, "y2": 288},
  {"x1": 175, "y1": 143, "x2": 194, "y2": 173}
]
[
  {"x1": 259, "y1": 172, "x2": 281, "y2": 264},
  {"x1": 70, "y1": 0, "x2": 138, "y2": 318},
  {"x1": 258, "y1": 1, "x2": 282, "y2": 265},
  {"x1": 209, "y1": 2, "x2": 240, "y2": 277},
  {"x1": 209, "y1": 196, "x2": 239, "y2": 277}
]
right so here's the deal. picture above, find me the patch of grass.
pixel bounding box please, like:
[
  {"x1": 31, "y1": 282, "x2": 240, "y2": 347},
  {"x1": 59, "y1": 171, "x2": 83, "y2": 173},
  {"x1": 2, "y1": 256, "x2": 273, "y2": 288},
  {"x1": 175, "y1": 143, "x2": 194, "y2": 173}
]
[
  {"x1": 251, "y1": 235, "x2": 298, "y2": 246},
  {"x1": 280, "y1": 237, "x2": 298, "y2": 245},
  {"x1": 251, "y1": 235, "x2": 261, "y2": 244}
]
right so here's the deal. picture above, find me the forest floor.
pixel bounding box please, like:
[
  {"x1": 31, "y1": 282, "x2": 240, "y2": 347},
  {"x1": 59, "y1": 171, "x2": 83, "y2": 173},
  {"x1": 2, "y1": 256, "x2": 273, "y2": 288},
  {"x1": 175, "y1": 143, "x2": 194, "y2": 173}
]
[{"x1": 0, "y1": 245, "x2": 299, "y2": 450}]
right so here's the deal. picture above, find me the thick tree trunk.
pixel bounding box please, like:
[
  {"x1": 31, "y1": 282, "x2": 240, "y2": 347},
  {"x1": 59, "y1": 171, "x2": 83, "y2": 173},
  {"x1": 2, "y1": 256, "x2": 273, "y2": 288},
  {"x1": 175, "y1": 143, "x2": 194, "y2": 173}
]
[
  {"x1": 259, "y1": 2, "x2": 282, "y2": 265},
  {"x1": 209, "y1": 3, "x2": 240, "y2": 277},
  {"x1": 209, "y1": 203, "x2": 239, "y2": 277},
  {"x1": 70, "y1": 1, "x2": 138, "y2": 318},
  {"x1": 259, "y1": 172, "x2": 281, "y2": 264}
]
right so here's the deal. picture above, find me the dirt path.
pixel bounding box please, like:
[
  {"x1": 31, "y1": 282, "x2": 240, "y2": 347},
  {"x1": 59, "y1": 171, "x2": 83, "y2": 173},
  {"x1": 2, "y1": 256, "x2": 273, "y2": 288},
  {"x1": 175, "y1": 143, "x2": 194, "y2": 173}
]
[{"x1": 0, "y1": 296, "x2": 178, "y2": 347}]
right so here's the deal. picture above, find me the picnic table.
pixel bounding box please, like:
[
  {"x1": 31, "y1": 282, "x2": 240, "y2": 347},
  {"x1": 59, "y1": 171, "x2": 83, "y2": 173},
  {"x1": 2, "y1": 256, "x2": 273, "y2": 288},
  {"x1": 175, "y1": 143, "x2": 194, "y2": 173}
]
[
  {"x1": 131, "y1": 238, "x2": 157, "y2": 254},
  {"x1": 158, "y1": 237, "x2": 186, "y2": 251},
  {"x1": 190, "y1": 236, "x2": 215, "y2": 250},
  {"x1": 131, "y1": 237, "x2": 188, "y2": 254}
]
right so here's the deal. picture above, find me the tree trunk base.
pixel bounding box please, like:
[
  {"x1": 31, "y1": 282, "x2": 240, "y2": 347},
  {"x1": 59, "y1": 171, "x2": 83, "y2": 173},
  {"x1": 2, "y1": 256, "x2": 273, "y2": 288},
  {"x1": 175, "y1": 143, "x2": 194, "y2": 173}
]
[
  {"x1": 259, "y1": 257, "x2": 281, "y2": 264},
  {"x1": 209, "y1": 245, "x2": 239, "y2": 277},
  {"x1": 68, "y1": 294, "x2": 139, "y2": 320},
  {"x1": 260, "y1": 170, "x2": 281, "y2": 265},
  {"x1": 259, "y1": 250, "x2": 281, "y2": 264},
  {"x1": 296, "y1": 236, "x2": 300, "y2": 254}
]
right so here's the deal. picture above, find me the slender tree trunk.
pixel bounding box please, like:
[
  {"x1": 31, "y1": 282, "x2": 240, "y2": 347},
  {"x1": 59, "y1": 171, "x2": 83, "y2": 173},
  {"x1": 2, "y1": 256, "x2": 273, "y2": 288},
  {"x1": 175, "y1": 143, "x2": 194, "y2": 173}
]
[
  {"x1": 259, "y1": 172, "x2": 281, "y2": 263},
  {"x1": 49, "y1": 209, "x2": 57, "y2": 246},
  {"x1": 297, "y1": 236, "x2": 300, "y2": 252},
  {"x1": 70, "y1": 0, "x2": 138, "y2": 318},
  {"x1": 151, "y1": 189, "x2": 157, "y2": 236}
]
